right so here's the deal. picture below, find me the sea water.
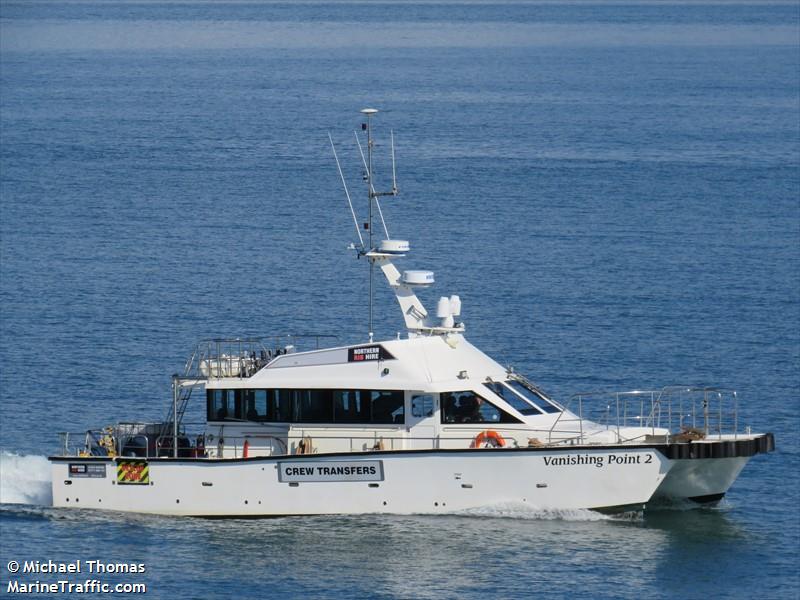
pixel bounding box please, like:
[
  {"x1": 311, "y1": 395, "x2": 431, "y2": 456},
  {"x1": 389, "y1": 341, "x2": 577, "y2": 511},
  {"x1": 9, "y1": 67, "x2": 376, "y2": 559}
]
[{"x1": 1, "y1": 1, "x2": 798, "y2": 598}]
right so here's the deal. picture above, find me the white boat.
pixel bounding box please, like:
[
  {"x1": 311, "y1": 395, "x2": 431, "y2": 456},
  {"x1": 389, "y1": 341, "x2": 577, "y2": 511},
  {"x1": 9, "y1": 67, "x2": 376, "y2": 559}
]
[{"x1": 49, "y1": 110, "x2": 774, "y2": 517}]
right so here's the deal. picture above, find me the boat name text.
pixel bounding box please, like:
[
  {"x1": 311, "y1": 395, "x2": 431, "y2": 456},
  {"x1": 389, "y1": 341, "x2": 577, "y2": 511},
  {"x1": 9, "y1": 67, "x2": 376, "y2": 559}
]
[{"x1": 543, "y1": 453, "x2": 653, "y2": 468}]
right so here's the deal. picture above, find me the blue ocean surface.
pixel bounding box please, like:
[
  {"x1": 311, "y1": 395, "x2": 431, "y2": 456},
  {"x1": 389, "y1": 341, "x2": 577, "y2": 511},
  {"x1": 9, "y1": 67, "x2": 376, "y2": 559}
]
[{"x1": 1, "y1": 1, "x2": 798, "y2": 598}]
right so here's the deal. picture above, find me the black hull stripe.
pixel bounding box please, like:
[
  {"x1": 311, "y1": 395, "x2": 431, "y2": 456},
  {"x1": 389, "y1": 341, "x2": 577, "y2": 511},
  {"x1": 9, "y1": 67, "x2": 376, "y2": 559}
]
[{"x1": 49, "y1": 433, "x2": 775, "y2": 464}]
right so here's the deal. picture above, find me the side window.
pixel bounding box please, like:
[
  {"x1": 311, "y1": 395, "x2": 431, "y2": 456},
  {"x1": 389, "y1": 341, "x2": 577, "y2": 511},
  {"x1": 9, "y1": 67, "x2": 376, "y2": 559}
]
[
  {"x1": 411, "y1": 394, "x2": 434, "y2": 418},
  {"x1": 371, "y1": 390, "x2": 404, "y2": 424},
  {"x1": 293, "y1": 389, "x2": 334, "y2": 423},
  {"x1": 207, "y1": 389, "x2": 238, "y2": 421},
  {"x1": 441, "y1": 391, "x2": 522, "y2": 424},
  {"x1": 223, "y1": 389, "x2": 409, "y2": 424},
  {"x1": 207, "y1": 389, "x2": 223, "y2": 421},
  {"x1": 334, "y1": 390, "x2": 371, "y2": 423},
  {"x1": 228, "y1": 389, "x2": 241, "y2": 420},
  {"x1": 310, "y1": 389, "x2": 334, "y2": 422},
  {"x1": 242, "y1": 390, "x2": 269, "y2": 421},
  {"x1": 274, "y1": 389, "x2": 292, "y2": 422}
]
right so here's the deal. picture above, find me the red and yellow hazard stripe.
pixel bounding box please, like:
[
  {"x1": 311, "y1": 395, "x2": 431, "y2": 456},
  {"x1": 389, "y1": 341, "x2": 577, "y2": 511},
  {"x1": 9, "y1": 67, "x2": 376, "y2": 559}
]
[{"x1": 117, "y1": 460, "x2": 149, "y2": 485}]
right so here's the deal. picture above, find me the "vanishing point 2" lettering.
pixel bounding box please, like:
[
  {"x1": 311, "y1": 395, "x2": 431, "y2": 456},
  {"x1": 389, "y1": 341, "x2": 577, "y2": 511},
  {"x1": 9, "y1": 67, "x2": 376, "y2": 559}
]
[{"x1": 543, "y1": 453, "x2": 653, "y2": 468}]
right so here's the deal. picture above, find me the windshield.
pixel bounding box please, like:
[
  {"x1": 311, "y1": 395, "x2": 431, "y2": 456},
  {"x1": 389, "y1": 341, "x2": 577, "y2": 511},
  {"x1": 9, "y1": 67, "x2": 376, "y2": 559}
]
[
  {"x1": 483, "y1": 382, "x2": 542, "y2": 416},
  {"x1": 505, "y1": 380, "x2": 562, "y2": 414}
]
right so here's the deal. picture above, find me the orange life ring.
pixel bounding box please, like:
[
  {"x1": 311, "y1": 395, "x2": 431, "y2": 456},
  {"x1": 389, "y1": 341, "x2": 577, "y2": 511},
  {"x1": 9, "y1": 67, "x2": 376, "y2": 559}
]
[{"x1": 473, "y1": 430, "x2": 506, "y2": 448}]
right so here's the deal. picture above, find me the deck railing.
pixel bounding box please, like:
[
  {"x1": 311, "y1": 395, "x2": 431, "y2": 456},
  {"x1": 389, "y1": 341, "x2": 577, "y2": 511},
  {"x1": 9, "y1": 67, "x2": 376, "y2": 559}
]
[
  {"x1": 57, "y1": 386, "x2": 742, "y2": 458},
  {"x1": 547, "y1": 386, "x2": 740, "y2": 444},
  {"x1": 57, "y1": 427, "x2": 566, "y2": 459},
  {"x1": 184, "y1": 335, "x2": 339, "y2": 380}
]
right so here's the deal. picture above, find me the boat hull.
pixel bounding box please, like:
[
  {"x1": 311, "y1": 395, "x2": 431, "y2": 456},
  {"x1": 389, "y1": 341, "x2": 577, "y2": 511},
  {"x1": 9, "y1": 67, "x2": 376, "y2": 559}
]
[
  {"x1": 647, "y1": 433, "x2": 774, "y2": 505},
  {"x1": 49, "y1": 434, "x2": 774, "y2": 516},
  {"x1": 51, "y1": 447, "x2": 669, "y2": 517},
  {"x1": 653, "y1": 456, "x2": 748, "y2": 501}
]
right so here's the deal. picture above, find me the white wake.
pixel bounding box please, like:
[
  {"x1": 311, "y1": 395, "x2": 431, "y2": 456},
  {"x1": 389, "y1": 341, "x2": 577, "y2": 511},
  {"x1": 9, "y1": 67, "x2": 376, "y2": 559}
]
[
  {"x1": 452, "y1": 502, "x2": 631, "y2": 521},
  {"x1": 0, "y1": 451, "x2": 53, "y2": 506}
]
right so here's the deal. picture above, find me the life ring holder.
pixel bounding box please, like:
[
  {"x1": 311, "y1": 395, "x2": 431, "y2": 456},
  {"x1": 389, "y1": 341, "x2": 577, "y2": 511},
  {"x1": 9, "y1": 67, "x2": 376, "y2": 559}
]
[{"x1": 473, "y1": 430, "x2": 506, "y2": 448}]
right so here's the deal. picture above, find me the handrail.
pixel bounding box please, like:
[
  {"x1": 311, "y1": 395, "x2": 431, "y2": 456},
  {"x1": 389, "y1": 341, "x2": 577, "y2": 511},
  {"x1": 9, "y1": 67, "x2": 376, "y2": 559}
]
[
  {"x1": 57, "y1": 385, "x2": 742, "y2": 459},
  {"x1": 159, "y1": 334, "x2": 339, "y2": 456},
  {"x1": 57, "y1": 427, "x2": 570, "y2": 458},
  {"x1": 184, "y1": 335, "x2": 339, "y2": 380},
  {"x1": 548, "y1": 386, "x2": 740, "y2": 444}
]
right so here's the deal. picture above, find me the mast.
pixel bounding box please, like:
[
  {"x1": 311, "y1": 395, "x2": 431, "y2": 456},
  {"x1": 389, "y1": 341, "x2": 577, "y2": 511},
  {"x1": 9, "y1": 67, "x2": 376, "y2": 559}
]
[
  {"x1": 360, "y1": 107, "x2": 397, "y2": 342},
  {"x1": 333, "y1": 109, "x2": 463, "y2": 338},
  {"x1": 362, "y1": 108, "x2": 377, "y2": 342}
]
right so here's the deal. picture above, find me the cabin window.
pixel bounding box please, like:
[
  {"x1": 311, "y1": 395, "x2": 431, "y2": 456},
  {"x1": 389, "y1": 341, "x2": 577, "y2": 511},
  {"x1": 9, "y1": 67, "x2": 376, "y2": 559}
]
[
  {"x1": 411, "y1": 394, "x2": 434, "y2": 418},
  {"x1": 208, "y1": 388, "x2": 405, "y2": 424},
  {"x1": 207, "y1": 389, "x2": 241, "y2": 421},
  {"x1": 441, "y1": 391, "x2": 522, "y2": 424},
  {"x1": 273, "y1": 389, "x2": 293, "y2": 422},
  {"x1": 293, "y1": 389, "x2": 334, "y2": 423},
  {"x1": 243, "y1": 390, "x2": 268, "y2": 421},
  {"x1": 334, "y1": 390, "x2": 371, "y2": 423},
  {"x1": 370, "y1": 390, "x2": 405, "y2": 424}
]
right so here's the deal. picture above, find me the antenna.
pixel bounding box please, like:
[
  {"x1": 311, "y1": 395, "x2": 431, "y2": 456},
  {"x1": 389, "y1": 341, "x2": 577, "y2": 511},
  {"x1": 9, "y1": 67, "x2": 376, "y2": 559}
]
[
  {"x1": 391, "y1": 130, "x2": 398, "y2": 194},
  {"x1": 355, "y1": 133, "x2": 374, "y2": 196},
  {"x1": 332, "y1": 110, "x2": 455, "y2": 336},
  {"x1": 362, "y1": 108, "x2": 377, "y2": 342},
  {"x1": 354, "y1": 133, "x2": 390, "y2": 238},
  {"x1": 328, "y1": 132, "x2": 364, "y2": 249},
  {"x1": 331, "y1": 108, "x2": 402, "y2": 342}
]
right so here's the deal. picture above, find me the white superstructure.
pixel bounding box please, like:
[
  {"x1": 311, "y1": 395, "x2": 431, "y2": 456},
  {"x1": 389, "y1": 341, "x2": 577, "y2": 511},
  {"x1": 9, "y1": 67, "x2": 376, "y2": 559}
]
[{"x1": 49, "y1": 110, "x2": 773, "y2": 517}]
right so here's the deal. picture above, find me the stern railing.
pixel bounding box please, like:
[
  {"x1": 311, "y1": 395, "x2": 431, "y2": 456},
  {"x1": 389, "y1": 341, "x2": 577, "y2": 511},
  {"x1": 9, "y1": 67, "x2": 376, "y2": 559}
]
[{"x1": 183, "y1": 335, "x2": 339, "y2": 380}]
